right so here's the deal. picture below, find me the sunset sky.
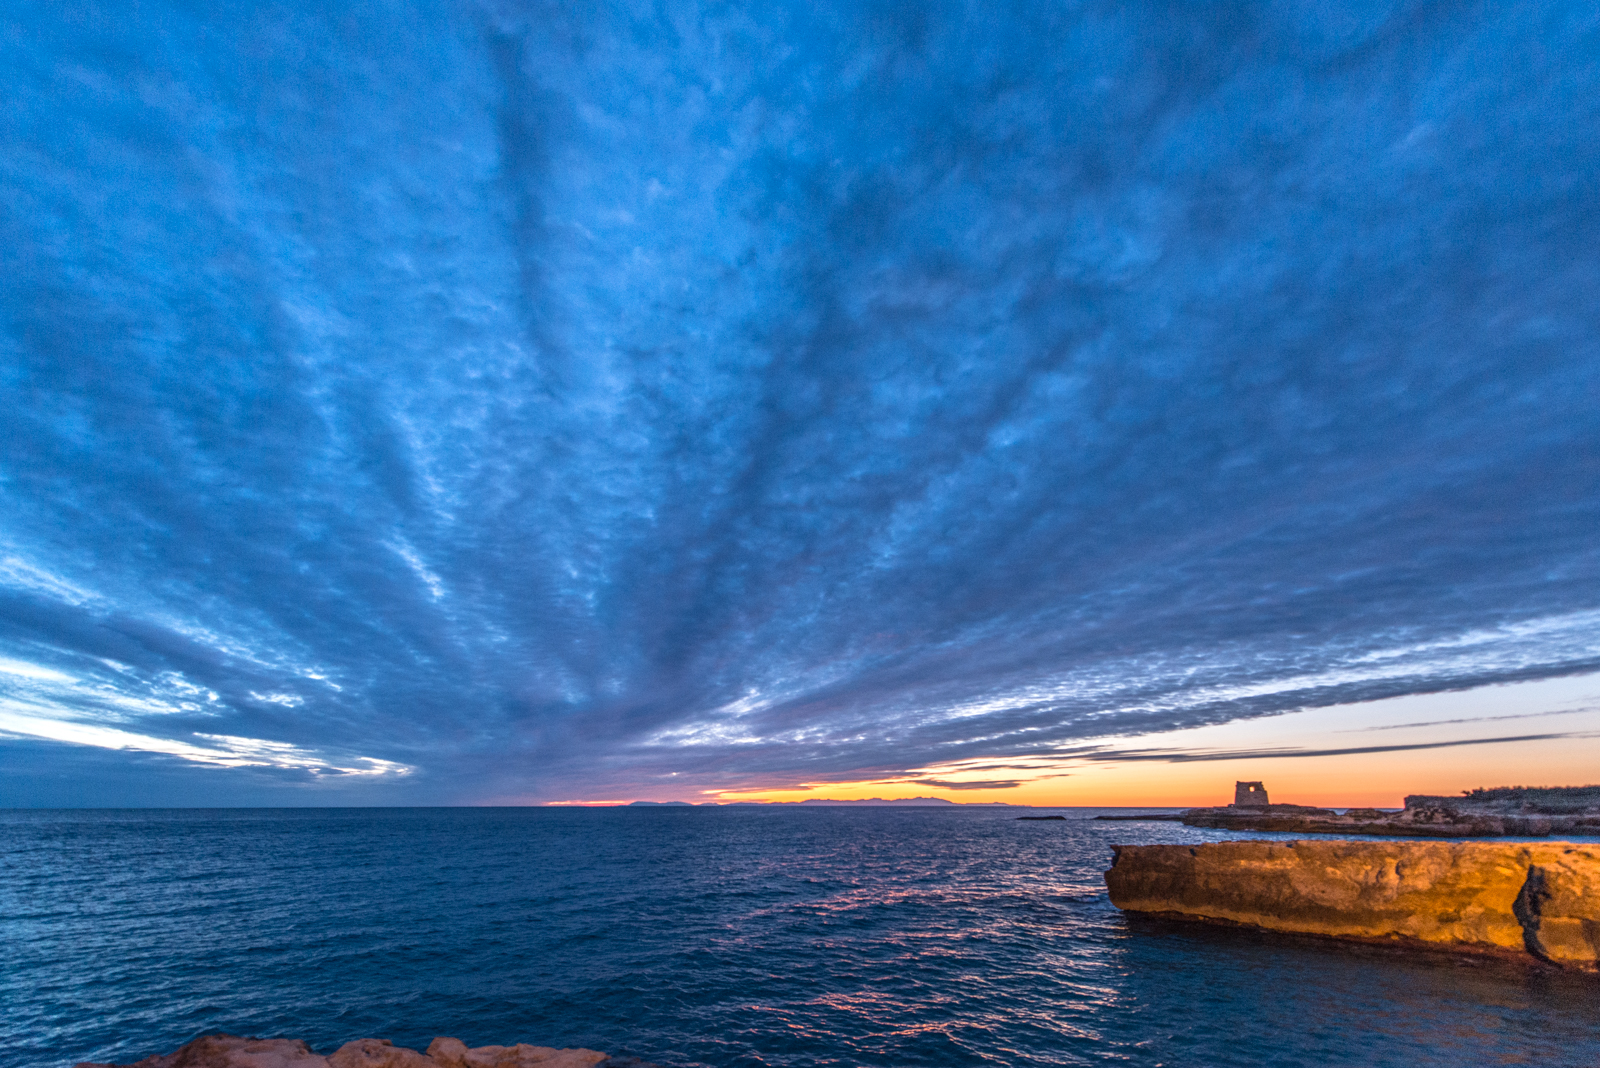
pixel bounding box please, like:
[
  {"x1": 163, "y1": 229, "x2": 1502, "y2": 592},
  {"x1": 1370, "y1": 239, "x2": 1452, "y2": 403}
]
[
  {"x1": 2, "y1": 1, "x2": 1597, "y2": 807},
  {"x1": 693, "y1": 673, "x2": 1600, "y2": 808}
]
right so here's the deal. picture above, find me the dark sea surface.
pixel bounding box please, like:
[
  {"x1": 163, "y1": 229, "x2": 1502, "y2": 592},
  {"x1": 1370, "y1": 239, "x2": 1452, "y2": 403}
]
[{"x1": 5, "y1": 808, "x2": 1599, "y2": 1068}]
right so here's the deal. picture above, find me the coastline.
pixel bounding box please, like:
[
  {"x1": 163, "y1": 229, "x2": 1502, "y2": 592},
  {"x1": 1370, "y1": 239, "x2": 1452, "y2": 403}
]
[
  {"x1": 1104, "y1": 839, "x2": 1600, "y2": 971},
  {"x1": 18, "y1": 806, "x2": 1600, "y2": 1068},
  {"x1": 1097, "y1": 785, "x2": 1600, "y2": 838}
]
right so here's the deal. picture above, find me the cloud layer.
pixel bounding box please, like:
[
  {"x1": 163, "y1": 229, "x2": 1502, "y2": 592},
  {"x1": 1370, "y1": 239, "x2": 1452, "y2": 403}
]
[{"x1": 2, "y1": 0, "x2": 1598, "y2": 802}]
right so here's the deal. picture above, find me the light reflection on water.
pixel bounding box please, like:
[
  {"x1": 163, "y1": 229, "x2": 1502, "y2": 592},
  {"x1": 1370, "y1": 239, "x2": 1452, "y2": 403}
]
[{"x1": 2, "y1": 808, "x2": 1597, "y2": 1068}]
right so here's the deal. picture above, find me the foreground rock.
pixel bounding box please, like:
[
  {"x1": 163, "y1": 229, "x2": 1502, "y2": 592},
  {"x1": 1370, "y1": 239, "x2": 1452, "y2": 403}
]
[
  {"x1": 1105, "y1": 839, "x2": 1600, "y2": 970},
  {"x1": 76, "y1": 1035, "x2": 663, "y2": 1068},
  {"x1": 1179, "y1": 785, "x2": 1600, "y2": 837}
]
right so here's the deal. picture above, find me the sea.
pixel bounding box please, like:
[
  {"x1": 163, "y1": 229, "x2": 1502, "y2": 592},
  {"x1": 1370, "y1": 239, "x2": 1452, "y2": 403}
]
[{"x1": 4, "y1": 807, "x2": 1599, "y2": 1068}]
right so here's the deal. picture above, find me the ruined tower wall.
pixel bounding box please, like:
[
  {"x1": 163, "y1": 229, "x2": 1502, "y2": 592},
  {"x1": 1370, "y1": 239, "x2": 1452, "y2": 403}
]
[{"x1": 1233, "y1": 781, "x2": 1270, "y2": 807}]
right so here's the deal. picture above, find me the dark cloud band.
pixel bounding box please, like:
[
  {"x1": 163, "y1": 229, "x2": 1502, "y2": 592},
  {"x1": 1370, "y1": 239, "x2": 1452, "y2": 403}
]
[{"x1": 1076, "y1": 732, "x2": 1599, "y2": 765}]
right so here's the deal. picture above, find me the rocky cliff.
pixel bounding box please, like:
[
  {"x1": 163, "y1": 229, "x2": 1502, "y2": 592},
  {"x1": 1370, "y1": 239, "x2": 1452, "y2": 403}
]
[
  {"x1": 1177, "y1": 786, "x2": 1600, "y2": 837},
  {"x1": 1104, "y1": 839, "x2": 1600, "y2": 971},
  {"x1": 76, "y1": 1035, "x2": 663, "y2": 1068}
]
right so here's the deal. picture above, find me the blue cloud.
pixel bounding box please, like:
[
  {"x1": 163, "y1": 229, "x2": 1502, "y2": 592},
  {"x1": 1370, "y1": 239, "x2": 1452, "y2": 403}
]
[{"x1": 1, "y1": 0, "x2": 1597, "y2": 802}]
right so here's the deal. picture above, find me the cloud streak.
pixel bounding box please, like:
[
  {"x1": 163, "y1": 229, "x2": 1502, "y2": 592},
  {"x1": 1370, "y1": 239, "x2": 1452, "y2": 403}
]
[
  {"x1": 910, "y1": 779, "x2": 1028, "y2": 791},
  {"x1": 1072, "y1": 732, "x2": 1600, "y2": 765},
  {"x1": 1, "y1": 0, "x2": 1598, "y2": 802}
]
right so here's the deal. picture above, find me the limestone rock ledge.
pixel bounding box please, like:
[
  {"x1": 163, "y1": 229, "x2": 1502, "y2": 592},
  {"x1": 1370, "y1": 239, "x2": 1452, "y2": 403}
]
[
  {"x1": 76, "y1": 1034, "x2": 663, "y2": 1068},
  {"x1": 1104, "y1": 840, "x2": 1600, "y2": 971},
  {"x1": 1176, "y1": 785, "x2": 1600, "y2": 837}
]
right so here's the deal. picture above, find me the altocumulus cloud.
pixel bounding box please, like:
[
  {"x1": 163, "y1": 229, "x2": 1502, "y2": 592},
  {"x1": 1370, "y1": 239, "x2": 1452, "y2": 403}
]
[{"x1": 1, "y1": 0, "x2": 1598, "y2": 804}]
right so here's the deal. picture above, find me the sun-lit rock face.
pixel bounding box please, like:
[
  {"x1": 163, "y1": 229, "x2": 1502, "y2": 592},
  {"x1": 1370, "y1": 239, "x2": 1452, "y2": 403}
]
[
  {"x1": 75, "y1": 1035, "x2": 642, "y2": 1068},
  {"x1": 1104, "y1": 840, "x2": 1600, "y2": 971}
]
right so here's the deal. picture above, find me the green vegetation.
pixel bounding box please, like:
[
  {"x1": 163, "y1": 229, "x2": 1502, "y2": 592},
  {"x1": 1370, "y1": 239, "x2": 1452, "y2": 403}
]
[{"x1": 1460, "y1": 785, "x2": 1600, "y2": 812}]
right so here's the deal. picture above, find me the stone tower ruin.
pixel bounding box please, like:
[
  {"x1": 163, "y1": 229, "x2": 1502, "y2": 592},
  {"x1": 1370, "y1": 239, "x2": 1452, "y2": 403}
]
[{"x1": 1233, "y1": 781, "x2": 1269, "y2": 807}]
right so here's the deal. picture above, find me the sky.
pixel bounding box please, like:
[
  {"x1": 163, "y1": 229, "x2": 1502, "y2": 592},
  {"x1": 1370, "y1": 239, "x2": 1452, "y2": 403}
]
[{"x1": 1, "y1": 0, "x2": 1598, "y2": 807}]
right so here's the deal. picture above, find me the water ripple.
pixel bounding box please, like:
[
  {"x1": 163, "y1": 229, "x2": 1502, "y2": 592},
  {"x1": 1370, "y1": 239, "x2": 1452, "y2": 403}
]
[{"x1": 3, "y1": 808, "x2": 1599, "y2": 1067}]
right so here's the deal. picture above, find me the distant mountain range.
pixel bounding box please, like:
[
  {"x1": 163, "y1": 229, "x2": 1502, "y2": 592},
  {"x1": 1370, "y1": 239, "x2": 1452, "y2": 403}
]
[{"x1": 626, "y1": 797, "x2": 1021, "y2": 807}]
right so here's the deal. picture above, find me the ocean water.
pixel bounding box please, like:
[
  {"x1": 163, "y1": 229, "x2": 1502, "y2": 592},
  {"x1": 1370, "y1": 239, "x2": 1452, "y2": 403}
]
[{"x1": 4, "y1": 808, "x2": 1599, "y2": 1068}]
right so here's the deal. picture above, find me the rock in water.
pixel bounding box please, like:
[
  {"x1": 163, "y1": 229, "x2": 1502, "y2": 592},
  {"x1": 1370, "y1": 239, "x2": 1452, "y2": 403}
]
[
  {"x1": 74, "y1": 1036, "x2": 331, "y2": 1068},
  {"x1": 1103, "y1": 840, "x2": 1600, "y2": 971},
  {"x1": 75, "y1": 1035, "x2": 659, "y2": 1068}
]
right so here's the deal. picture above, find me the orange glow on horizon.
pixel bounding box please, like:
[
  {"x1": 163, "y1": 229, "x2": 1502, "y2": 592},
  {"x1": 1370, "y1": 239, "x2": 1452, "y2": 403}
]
[
  {"x1": 695, "y1": 675, "x2": 1600, "y2": 808},
  {"x1": 706, "y1": 735, "x2": 1600, "y2": 809},
  {"x1": 465, "y1": 675, "x2": 1599, "y2": 807}
]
